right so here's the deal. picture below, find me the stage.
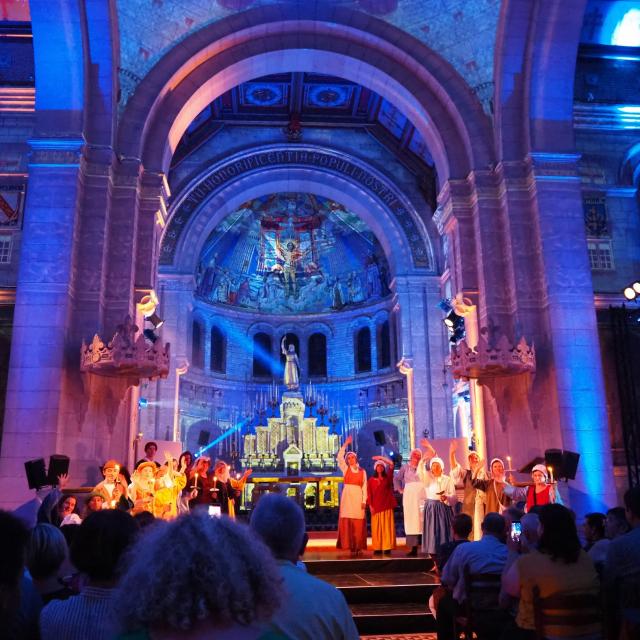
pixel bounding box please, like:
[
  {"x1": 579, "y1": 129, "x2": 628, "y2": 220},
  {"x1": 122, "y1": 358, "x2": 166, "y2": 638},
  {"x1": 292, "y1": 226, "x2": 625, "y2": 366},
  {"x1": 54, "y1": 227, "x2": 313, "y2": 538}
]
[{"x1": 303, "y1": 533, "x2": 438, "y2": 637}]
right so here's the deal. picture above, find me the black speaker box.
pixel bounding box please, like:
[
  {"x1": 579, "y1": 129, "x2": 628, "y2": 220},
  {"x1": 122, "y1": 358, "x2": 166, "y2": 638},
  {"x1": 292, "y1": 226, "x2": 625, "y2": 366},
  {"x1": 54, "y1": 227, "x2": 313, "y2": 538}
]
[
  {"x1": 544, "y1": 449, "x2": 580, "y2": 480},
  {"x1": 24, "y1": 458, "x2": 48, "y2": 490},
  {"x1": 373, "y1": 430, "x2": 386, "y2": 446},
  {"x1": 47, "y1": 455, "x2": 70, "y2": 485},
  {"x1": 197, "y1": 430, "x2": 211, "y2": 446}
]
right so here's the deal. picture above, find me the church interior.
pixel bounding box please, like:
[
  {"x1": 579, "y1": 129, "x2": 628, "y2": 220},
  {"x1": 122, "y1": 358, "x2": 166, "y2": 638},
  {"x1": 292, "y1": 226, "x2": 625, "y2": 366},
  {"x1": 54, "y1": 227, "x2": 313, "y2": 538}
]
[{"x1": 0, "y1": 1, "x2": 639, "y2": 638}]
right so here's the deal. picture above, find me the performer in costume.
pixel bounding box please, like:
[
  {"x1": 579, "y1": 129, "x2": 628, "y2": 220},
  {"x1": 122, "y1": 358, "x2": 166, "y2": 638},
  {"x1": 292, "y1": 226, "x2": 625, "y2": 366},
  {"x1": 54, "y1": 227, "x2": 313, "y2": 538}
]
[
  {"x1": 153, "y1": 453, "x2": 187, "y2": 520},
  {"x1": 393, "y1": 438, "x2": 436, "y2": 557},
  {"x1": 368, "y1": 456, "x2": 396, "y2": 555},
  {"x1": 419, "y1": 454, "x2": 457, "y2": 555},
  {"x1": 281, "y1": 337, "x2": 300, "y2": 390},
  {"x1": 471, "y1": 457, "x2": 511, "y2": 515},
  {"x1": 94, "y1": 459, "x2": 131, "y2": 510},
  {"x1": 209, "y1": 460, "x2": 236, "y2": 516},
  {"x1": 504, "y1": 464, "x2": 561, "y2": 512},
  {"x1": 129, "y1": 461, "x2": 157, "y2": 515},
  {"x1": 449, "y1": 442, "x2": 487, "y2": 540},
  {"x1": 187, "y1": 456, "x2": 211, "y2": 510},
  {"x1": 394, "y1": 446, "x2": 430, "y2": 556},
  {"x1": 336, "y1": 435, "x2": 367, "y2": 556}
]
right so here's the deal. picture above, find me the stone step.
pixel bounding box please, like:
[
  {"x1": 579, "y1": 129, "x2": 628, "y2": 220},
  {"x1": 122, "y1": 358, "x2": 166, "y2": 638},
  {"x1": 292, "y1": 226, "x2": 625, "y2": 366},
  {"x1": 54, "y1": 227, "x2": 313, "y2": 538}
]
[{"x1": 350, "y1": 602, "x2": 435, "y2": 635}]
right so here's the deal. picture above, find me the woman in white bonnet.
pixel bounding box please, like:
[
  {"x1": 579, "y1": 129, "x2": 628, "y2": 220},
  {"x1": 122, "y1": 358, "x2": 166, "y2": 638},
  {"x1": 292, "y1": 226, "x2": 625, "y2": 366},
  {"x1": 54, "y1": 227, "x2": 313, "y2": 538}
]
[{"x1": 418, "y1": 453, "x2": 457, "y2": 556}]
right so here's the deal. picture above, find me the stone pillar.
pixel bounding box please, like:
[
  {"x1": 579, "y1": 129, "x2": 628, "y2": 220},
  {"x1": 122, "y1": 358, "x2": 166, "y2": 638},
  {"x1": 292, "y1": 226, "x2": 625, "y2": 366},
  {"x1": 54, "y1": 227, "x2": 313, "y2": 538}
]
[
  {"x1": 0, "y1": 138, "x2": 84, "y2": 505},
  {"x1": 529, "y1": 152, "x2": 616, "y2": 513},
  {"x1": 394, "y1": 275, "x2": 433, "y2": 444},
  {"x1": 149, "y1": 276, "x2": 193, "y2": 445}
]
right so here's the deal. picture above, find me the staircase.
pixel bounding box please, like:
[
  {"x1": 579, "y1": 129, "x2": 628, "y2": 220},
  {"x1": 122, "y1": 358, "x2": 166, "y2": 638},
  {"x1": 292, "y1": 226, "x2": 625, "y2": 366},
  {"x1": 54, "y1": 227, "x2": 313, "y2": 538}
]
[{"x1": 305, "y1": 555, "x2": 438, "y2": 636}]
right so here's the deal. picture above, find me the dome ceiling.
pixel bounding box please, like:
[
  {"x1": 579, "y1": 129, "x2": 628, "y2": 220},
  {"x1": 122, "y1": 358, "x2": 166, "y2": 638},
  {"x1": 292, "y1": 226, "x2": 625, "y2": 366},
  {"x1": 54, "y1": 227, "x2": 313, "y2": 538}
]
[{"x1": 195, "y1": 193, "x2": 391, "y2": 315}]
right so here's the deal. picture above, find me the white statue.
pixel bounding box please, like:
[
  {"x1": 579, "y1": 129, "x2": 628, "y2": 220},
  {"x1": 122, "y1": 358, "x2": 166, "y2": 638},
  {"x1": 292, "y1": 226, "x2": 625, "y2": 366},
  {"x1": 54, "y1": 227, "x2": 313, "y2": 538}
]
[{"x1": 281, "y1": 337, "x2": 300, "y2": 390}]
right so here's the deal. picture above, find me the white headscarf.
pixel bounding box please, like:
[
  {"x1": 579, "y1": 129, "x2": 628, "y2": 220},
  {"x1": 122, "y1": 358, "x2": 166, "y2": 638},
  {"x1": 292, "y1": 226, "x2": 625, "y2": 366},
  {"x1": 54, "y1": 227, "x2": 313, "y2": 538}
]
[
  {"x1": 490, "y1": 457, "x2": 505, "y2": 480},
  {"x1": 429, "y1": 457, "x2": 445, "y2": 471}
]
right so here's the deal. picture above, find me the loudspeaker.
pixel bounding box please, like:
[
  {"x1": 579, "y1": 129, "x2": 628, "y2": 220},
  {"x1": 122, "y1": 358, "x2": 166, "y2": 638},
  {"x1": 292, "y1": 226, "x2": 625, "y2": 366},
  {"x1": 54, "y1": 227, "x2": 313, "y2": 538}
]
[
  {"x1": 47, "y1": 455, "x2": 70, "y2": 485},
  {"x1": 197, "y1": 430, "x2": 211, "y2": 447},
  {"x1": 24, "y1": 458, "x2": 48, "y2": 490},
  {"x1": 373, "y1": 430, "x2": 386, "y2": 446},
  {"x1": 544, "y1": 449, "x2": 580, "y2": 480}
]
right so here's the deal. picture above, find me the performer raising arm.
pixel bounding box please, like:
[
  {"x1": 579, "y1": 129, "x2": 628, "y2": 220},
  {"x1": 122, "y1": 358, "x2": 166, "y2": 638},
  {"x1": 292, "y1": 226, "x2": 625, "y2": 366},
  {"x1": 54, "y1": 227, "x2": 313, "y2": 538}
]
[
  {"x1": 418, "y1": 441, "x2": 457, "y2": 556},
  {"x1": 336, "y1": 435, "x2": 367, "y2": 556},
  {"x1": 394, "y1": 444, "x2": 431, "y2": 556}
]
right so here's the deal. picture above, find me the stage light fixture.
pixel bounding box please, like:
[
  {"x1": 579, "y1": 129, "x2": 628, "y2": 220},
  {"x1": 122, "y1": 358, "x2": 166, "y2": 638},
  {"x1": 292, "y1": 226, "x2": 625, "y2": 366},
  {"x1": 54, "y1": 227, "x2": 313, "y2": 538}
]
[
  {"x1": 437, "y1": 299, "x2": 452, "y2": 313},
  {"x1": 138, "y1": 397, "x2": 149, "y2": 409},
  {"x1": 449, "y1": 326, "x2": 466, "y2": 344},
  {"x1": 443, "y1": 310, "x2": 463, "y2": 328},
  {"x1": 633, "y1": 281, "x2": 640, "y2": 294},
  {"x1": 143, "y1": 328, "x2": 158, "y2": 343},
  {"x1": 146, "y1": 312, "x2": 164, "y2": 329}
]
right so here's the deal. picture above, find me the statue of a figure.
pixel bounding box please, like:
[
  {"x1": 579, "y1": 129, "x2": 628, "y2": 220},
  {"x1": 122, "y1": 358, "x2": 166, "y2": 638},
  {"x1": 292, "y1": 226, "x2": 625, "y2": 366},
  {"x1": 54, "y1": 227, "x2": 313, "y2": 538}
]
[{"x1": 281, "y1": 337, "x2": 300, "y2": 390}]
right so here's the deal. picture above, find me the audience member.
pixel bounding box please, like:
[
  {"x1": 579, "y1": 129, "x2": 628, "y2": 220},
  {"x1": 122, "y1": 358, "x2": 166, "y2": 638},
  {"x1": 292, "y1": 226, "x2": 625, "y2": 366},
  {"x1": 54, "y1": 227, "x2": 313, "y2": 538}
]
[
  {"x1": 437, "y1": 513, "x2": 508, "y2": 640},
  {"x1": 250, "y1": 493, "x2": 359, "y2": 640},
  {"x1": 115, "y1": 511, "x2": 282, "y2": 639},
  {"x1": 605, "y1": 506, "x2": 630, "y2": 540},
  {"x1": 583, "y1": 512, "x2": 608, "y2": 567},
  {"x1": 132, "y1": 510, "x2": 156, "y2": 530},
  {"x1": 40, "y1": 509, "x2": 137, "y2": 640},
  {"x1": 429, "y1": 513, "x2": 472, "y2": 621},
  {"x1": 0, "y1": 510, "x2": 41, "y2": 640},
  {"x1": 519, "y1": 512, "x2": 540, "y2": 553},
  {"x1": 502, "y1": 504, "x2": 599, "y2": 639},
  {"x1": 603, "y1": 487, "x2": 640, "y2": 639},
  {"x1": 26, "y1": 524, "x2": 74, "y2": 604},
  {"x1": 435, "y1": 513, "x2": 472, "y2": 574}
]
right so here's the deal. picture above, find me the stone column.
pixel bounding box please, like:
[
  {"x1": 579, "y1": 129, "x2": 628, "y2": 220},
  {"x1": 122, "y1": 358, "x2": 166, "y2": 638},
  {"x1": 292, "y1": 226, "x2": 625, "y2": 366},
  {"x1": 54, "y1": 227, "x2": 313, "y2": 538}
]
[
  {"x1": 529, "y1": 152, "x2": 616, "y2": 513},
  {"x1": 0, "y1": 138, "x2": 84, "y2": 505},
  {"x1": 394, "y1": 275, "x2": 433, "y2": 444},
  {"x1": 147, "y1": 275, "x2": 193, "y2": 445}
]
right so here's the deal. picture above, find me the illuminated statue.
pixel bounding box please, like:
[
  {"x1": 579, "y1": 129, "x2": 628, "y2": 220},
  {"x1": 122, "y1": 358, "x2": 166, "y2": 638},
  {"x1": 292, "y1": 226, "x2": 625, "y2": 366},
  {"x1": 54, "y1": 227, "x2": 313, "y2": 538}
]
[{"x1": 281, "y1": 337, "x2": 300, "y2": 390}]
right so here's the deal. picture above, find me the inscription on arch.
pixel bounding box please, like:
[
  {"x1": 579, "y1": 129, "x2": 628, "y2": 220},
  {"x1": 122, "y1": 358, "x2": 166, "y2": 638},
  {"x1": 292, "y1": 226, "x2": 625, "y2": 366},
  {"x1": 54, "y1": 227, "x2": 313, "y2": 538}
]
[{"x1": 161, "y1": 146, "x2": 431, "y2": 269}]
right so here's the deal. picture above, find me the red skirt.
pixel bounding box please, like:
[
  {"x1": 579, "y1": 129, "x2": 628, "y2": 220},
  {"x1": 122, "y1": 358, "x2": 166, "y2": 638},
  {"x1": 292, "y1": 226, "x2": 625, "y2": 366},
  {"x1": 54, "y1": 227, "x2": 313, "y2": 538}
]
[{"x1": 336, "y1": 516, "x2": 367, "y2": 551}]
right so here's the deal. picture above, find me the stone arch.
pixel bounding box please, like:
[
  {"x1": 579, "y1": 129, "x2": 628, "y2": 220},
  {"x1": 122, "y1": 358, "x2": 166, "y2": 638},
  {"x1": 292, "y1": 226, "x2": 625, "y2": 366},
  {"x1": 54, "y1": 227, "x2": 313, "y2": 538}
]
[
  {"x1": 494, "y1": 0, "x2": 588, "y2": 160},
  {"x1": 162, "y1": 146, "x2": 434, "y2": 280},
  {"x1": 117, "y1": 5, "x2": 494, "y2": 182}
]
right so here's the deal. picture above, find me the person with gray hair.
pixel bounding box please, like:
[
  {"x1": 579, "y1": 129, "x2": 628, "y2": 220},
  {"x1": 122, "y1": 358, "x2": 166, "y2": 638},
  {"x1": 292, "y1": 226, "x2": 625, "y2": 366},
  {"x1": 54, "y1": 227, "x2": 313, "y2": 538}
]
[{"x1": 250, "y1": 493, "x2": 359, "y2": 640}]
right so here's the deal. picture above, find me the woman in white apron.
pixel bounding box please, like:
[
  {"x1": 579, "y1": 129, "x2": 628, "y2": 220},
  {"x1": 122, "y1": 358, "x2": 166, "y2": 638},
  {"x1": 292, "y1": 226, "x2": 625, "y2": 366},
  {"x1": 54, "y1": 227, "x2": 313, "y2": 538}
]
[{"x1": 393, "y1": 447, "x2": 427, "y2": 556}]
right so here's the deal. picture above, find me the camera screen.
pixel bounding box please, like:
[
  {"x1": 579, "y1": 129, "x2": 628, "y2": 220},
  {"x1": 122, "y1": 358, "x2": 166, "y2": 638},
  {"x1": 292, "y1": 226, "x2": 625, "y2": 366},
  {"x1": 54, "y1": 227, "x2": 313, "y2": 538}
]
[
  {"x1": 510, "y1": 521, "x2": 522, "y2": 542},
  {"x1": 208, "y1": 505, "x2": 222, "y2": 518}
]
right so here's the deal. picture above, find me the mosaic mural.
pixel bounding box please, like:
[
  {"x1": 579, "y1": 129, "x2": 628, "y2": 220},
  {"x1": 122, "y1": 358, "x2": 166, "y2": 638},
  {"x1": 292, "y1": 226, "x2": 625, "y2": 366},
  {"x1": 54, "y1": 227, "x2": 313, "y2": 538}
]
[
  {"x1": 116, "y1": 0, "x2": 499, "y2": 110},
  {"x1": 195, "y1": 193, "x2": 391, "y2": 314}
]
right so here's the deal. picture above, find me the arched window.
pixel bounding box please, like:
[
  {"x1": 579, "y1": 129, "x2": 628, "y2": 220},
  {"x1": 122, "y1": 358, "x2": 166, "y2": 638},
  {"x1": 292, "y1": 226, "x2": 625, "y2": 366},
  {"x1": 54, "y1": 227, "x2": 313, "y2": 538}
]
[
  {"x1": 192, "y1": 321, "x2": 204, "y2": 369},
  {"x1": 308, "y1": 333, "x2": 327, "y2": 378},
  {"x1": 355, "y1": 326, "x2": 372, "y2": 373},
  {"x1": 253, "y1": 332, "x2": 272, "y2": 377},
  {"x1": 210, "y1": 326, "x2": 226, "y2": 373},
  {"x1": 377, "y1": 320, "x2": 391, "y2": 370}
]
